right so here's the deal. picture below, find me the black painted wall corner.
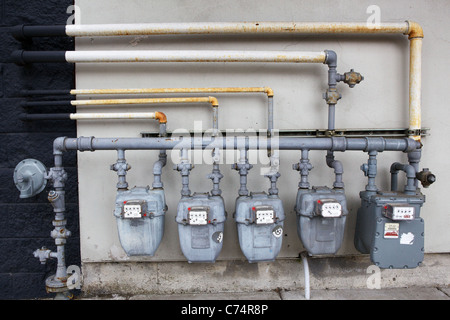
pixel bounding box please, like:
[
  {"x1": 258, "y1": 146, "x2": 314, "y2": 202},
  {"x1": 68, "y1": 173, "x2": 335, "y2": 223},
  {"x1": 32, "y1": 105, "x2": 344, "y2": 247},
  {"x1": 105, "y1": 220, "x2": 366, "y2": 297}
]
[{"x1": 0, "y1": 0, "x2": 79, "y2": 299}]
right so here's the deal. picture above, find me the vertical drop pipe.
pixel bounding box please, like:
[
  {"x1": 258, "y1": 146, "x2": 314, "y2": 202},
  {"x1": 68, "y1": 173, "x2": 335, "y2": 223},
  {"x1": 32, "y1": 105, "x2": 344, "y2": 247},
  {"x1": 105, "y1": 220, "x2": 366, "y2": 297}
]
[
  {"x1": 324, "y1": 51, "x2": 344, "y2": 189},
  {"x1": 175, "y1": 148, "x2": 192, "y2": 198},
  {"x1": 45, "y1": 147, "x2": 71, "y2": 299},
  {"x1": 153, "y1": 122, "x2": 168, "y2": 189}
]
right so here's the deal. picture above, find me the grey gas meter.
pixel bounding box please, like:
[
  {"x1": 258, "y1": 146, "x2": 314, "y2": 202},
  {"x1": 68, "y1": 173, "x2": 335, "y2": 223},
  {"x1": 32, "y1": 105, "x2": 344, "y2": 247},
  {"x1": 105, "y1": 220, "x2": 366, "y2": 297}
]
[
  {"x1": 114, "y1": 186, "x2": 167, "y2": 256},
  {"x1": 354, "y1": 190, "x2": 425, "y2": 268},
  {"x1": 295, "y1": 186, "x2": 348, "y2": 255},
  {"x1": 235, "y1": 192, "x2": 285, "y2": 263},
  {"x1": 176, "y1": 192, "x2": 226, "y2": 263}
]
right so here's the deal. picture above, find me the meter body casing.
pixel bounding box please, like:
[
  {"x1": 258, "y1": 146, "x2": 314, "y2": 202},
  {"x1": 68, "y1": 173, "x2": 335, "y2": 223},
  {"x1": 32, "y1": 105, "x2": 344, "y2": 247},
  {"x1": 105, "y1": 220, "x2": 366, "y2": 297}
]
[
  {"x1": 234, "y1": 192, "x2": 285, "y2": 263},
  {"x1": 176, "y1": 192, "x2": 226, "y2": 263},
  {"x1": 295, "y1": 186, "x2": 348, "y2": 255},
  {"x1": 354, "y1": 190, "x2": 425, "y2": 269},
  {"x1": 114, "y1": 186, "x2": 167, "y2": 256}
]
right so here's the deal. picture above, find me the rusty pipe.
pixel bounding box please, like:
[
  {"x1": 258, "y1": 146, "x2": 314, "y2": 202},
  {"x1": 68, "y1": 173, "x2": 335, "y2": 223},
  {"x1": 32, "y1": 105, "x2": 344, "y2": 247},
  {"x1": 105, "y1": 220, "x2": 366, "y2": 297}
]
[
  {"x1": 70, "y1": 87, "x2": 274, "y2": 132},
  {"x1": 12, "y1": 21, "x2": 423, "y2": 140},
  {"x1": 72, "y1": 96, "x2": 218, "y2": 129},
  {"x1": 70, "y1": 86, "x2": 274, "y2": 98},
  {"x1": 71, "y1": 96, "x2": 219, "y2": 107}
]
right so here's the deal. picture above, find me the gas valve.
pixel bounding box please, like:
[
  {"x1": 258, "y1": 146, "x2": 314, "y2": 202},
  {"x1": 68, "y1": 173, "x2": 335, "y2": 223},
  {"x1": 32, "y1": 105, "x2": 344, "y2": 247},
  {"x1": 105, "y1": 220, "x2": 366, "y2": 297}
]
[
  {"x1": 342, "y1": 69, "x2": 364, "y2": 88},
  {"x1": 416, "y1": 168, "x2": 436, "y2": 188}
]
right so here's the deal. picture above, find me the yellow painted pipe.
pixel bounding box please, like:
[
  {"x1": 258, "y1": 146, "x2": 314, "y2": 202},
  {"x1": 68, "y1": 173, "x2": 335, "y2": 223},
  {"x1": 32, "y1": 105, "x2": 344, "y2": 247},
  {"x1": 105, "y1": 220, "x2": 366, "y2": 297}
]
[
  {"x1": 406, "y1": 21, "x2": 423, "y2": 141},
  {"x1": 68, "y1": 20, "x2": 423, "y2": 140},
  {"x1": 71, "y1": 96, "x2": 219, "y2": 107}
]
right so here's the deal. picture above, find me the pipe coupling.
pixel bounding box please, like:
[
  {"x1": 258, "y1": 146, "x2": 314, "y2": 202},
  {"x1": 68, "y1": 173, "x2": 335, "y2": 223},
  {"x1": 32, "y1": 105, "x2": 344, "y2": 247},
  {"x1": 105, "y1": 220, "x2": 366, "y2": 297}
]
[{"x1": 76, "y1": 136, "x2": 95, "y2": 152}]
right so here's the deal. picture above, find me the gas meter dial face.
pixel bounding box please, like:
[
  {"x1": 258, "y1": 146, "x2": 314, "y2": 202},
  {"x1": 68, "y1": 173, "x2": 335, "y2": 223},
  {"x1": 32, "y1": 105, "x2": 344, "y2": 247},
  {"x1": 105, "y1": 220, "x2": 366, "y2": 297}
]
[
  {"x1": 188, "y1": 207, "x2": 209, "y2": 225},
  {"x1": 318, "y1": 200, "x2": 342, "y2": 218}
]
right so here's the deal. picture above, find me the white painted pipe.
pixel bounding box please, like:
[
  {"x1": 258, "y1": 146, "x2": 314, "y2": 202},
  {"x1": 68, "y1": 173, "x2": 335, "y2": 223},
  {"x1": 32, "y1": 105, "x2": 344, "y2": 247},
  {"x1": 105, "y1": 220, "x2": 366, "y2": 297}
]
[
  {"x1": 69, "y1": 112, "x2": 157, "y2": 120},
  {"x1": 65, "y1": 50, "x2": 327, "y2": 64},
  {"x1": 65, "y1": 22, "x2": 409, "y2": 37}
]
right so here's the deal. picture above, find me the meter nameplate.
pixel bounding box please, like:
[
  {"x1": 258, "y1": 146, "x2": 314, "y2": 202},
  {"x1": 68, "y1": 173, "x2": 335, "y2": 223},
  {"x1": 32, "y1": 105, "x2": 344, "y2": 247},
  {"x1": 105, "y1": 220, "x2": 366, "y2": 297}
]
[
  {"x1": 384, "y1": 223, "x2": 400, "y2": 239},
  {"x1": 188, "y1": 207, "x2": 209, "y2": 225},
  {"x1": 383, "y1": 204, "x2": 415, "y2": 220},
  {"x1": 317, "y1": 199, "x2": 342, "y2": 218},
  {"x1": 123, "y1": 200, "x2": 145, "y2": 218},
  {"x1": 253, "y1": 206, "x2": 276, "y2": 225}
]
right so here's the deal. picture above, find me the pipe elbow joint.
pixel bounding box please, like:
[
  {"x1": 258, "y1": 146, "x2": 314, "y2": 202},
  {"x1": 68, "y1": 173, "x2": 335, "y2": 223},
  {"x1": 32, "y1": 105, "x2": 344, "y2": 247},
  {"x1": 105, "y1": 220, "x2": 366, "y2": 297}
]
[
  {"x1": 264, "y1": 87, "x2": 274, "y2": 97},
  {"x1": 209, "y1": 96, "x2": 219, "y2": 107},
  {"x1": 390, "y1": 162, "x2": 416, "y2": 178},
  {"x1": 153, "y1": 160, "x2": 165, "y2": 175},
  {"x1": 406, "y1": 21, "x2": 424, "y2": 39},
  {"x1": 53, "y1": 137, "x2": 67, "y2": 155},
  {"x1": 324, "y1": 50, "x2": 337, "y2": 68},
  {"x1": 155, "y1": 111, "x2": 167, "y2": 124}
]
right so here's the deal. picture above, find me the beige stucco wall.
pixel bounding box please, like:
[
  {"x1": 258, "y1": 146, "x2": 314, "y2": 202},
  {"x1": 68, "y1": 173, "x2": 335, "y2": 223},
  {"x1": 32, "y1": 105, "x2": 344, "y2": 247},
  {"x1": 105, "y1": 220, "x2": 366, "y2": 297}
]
[{"x1": 73, "y1": 0, "x2": 450, "y2": 267}]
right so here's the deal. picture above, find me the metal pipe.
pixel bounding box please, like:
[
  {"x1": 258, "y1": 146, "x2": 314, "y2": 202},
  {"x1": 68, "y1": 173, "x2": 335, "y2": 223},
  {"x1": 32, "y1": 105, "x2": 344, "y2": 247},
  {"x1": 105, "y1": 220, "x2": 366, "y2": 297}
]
[
  {"x1": 57, "y1": 136, "x2": 420, "y2": 153},
  {"x1": 66, "y1": 87, "x2": 274, "y2": 133},
  {"x1": 72, "y1": 97, "x2": 216, "y2": 130},
  {"x1": 390, "y1": 162, "x2": 417, "y2": 194},
  {"x1": 72, "y1": 96, "x2": 219, "y2": 107},
  {"x1": 11, "y1": 22, "x2": 409, "y2": 38},
  {"x1": 68, "y1": 112, "x2": 166, "y2": 122},
  {"x1": 12, "y1": 50, "x2": 327, "y2": 64},
  {"x1": 409, "y1": 37, "x2": 422, "y2": 141},
  {"x1": 70, "y1": 86, "x2": 274, "y2": 97},
  {"x1": 11, "y1": 20, "x2": 424, "y2": 140}
]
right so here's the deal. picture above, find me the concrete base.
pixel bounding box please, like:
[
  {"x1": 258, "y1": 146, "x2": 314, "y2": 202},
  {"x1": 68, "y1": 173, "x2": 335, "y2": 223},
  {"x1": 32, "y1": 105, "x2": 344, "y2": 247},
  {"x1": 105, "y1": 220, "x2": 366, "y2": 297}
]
[{"x1": 80, "y1": 253, "x2": 450, "y2": 297}]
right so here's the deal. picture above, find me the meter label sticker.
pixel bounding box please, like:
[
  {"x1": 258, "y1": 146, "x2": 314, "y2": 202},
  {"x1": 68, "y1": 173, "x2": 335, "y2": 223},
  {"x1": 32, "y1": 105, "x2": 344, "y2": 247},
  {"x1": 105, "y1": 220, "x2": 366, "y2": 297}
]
[
  {"x1": 384, "y1": 223, "x2": 399, "y2": 239},
  {"x1": 272, "y1": 225, "x2": 283, "y2": 238},
  {"x1": 400, "y1": 232, "x2": 415, "y2": 245}
]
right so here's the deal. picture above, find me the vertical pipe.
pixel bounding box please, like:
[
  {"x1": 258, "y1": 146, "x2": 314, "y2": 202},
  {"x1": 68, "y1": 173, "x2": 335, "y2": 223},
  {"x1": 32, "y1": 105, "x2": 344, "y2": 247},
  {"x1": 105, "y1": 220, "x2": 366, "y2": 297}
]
[
  {"x1": 115, "y1": 149, "x2": 129, "y2": 190},
  {"x1": 212, "y1": 106, "x2": 219, "y2": 134},
  {"x1": 408, "y1": 32, "x2": 423, "y2": 142},
  {"x1": 298, "y1": 149, "x2": 312, "y2": 189},
  {"x1": 179, "y1": 149, "x2": 191, "y2": 198},
  {"x1": 328, "y1": 105, "x2": 336, "y2": 131},
  {"x1": 268, "y1": 96, "x2": 274, "y2": 136},
  {"x1": 365, "y1": 151, "x2": 378, "y2": 193}
]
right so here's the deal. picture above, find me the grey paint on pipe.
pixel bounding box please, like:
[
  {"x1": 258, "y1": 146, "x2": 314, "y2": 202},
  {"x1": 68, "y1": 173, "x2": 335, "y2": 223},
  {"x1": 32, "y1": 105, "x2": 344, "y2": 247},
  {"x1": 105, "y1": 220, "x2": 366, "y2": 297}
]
[{"x1": 57, "y1": 136, "x2": 420, "y2": 153}]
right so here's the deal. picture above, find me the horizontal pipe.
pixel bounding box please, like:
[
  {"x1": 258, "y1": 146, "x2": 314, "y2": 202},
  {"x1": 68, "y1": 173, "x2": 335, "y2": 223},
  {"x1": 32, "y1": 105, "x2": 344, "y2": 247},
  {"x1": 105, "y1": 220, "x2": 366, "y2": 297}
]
[
  {"x1": 12, "y1": 50, "x2": 327, "y2": 64},
  {"x1": 56, "y1": 136, "x2": 420, "y2": 153},
  {"x1": 20, "y1": 89, "x2": 71, "y2": 96},
  {"x1": 12, "y1": 21, "x2": 420, "y2": 39},
  {"x1": 11, "y1": 20, "x2": 423, "y2": 140},
  {"x1": 72, "y1": 96, "x2": 219, "y2": 107},
  {"x1": 20, "y1": 113, "x2": 70, "y2": 121},
  {"x1": 20, "y1": 112, "x2": 167, "y2": 123},
  {"x1": 65, "y1": 21, "x2": 410, "y2": 36},
  {"x1": 70, "y1": 86, "x2": 274, "y2": 97}
]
